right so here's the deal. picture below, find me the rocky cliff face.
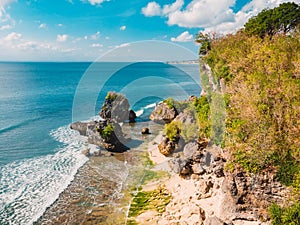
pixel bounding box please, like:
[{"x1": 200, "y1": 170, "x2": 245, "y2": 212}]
[
  {"x1": 144, "y1": 96, "x2": 290, "y2": 225},
  {"x1": 157, "y1": 142, "x2": 290, "y2": 225}
]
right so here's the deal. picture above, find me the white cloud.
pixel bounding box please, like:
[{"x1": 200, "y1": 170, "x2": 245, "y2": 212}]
[
  {"x1": 141, "y1": 1, "x2": 161, "y2": 16},
  {"x1": 0, "y1": 24, "x2": 11, "y2": 30},
  {"x1": 91, "y1": 43, "x2": 103, "y2": 47},
  {"x1": 91, "y1": 31, "x2": 100, "y2": 40},
  {"x1": 120, "y1": 25, "x2": 126, "y2": 31},
  {"x1": 0, "y1": 0, "x2": 15, "y2": 8},
  {"x1": 171, "y1": 31, "x2": 193, "y2": 42},
  {"x1": 4, "y1": 32, "x2": 22, "y2": 41},
  {"x1": 56, "y1": 34, "x2": 68, "y2": 42},
  {"x1": 162, "y1": 0, "x2": 184, "y2": 15},
  {"x1": 57, "y1": 23, "x2": 63, "y2": 27},
  {"x1": 86, "y1": 0, "x2": 109, "y2": 6},
  {"x1": 17, "y1": 41, "x2": 38, "y2": 50},
  {"x1": 141, "y1": 0, "x2": 299, "y2": 34},
  {"x1": 39, "y1": 23, "x2": 47, "y2": 29},
  {"x1": 167, "y1": 0, "x2": 235, "y2": 28},
  {"x1": 202, "y1": 0, "x2": 299, "y2": 34},
  {"x1": 0, "y1": 0, "x2": 16, "y2": 29}
]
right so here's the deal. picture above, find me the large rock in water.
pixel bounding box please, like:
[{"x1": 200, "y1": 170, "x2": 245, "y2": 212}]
[
  {"x1": 70, "y1": 120, "x2": 128, "y2": 152},
  {"x1": 150, "y1": 102, "x2": 178, "y2": 124},
  {"x1": 99, "y1": 92, "x2": 132, "y2": 123}
]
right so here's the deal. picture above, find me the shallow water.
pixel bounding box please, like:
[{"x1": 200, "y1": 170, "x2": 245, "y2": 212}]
[{"x1": 36, "y1": 121, "x2": 163, "y2": 224}]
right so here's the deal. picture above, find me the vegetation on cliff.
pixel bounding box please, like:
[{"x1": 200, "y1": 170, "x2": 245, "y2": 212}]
[{"x1": 198, "y1": 2, "x2": 300, "y2": 223}]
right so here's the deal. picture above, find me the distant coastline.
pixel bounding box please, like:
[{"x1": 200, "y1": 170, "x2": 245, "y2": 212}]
[{"x1": 166, "y1": 60, "x2": 199, "y2": 65}]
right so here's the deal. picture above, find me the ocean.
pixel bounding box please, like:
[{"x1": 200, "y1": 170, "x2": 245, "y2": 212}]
[{"x1": 0, "y1": 62, "x2": 201, "y2": 224}]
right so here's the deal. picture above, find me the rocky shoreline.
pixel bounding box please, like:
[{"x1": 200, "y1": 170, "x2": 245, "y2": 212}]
[
  {"x1": 138, "y1": 134, "x2": 290, "y2": 225},
  {"x1": 38, "y1": 91, "x2": 291, "y2": 224}
]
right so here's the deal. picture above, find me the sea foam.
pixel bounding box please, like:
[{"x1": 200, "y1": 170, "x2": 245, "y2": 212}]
[{"x1": 0, "y1": 126, "x2": 88, "y2": 225}]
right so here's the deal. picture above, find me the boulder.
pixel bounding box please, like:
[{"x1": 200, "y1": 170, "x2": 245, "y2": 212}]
[
  {"x1": 129, "y1": 110, "x2": 137, "y2": 123},
  {"x1": 99, "y1": 92, "x2": 130, "y2": 123},
  {"x1": 71, "y1": 120, "x2": 128, "y2": 152},
  {"x1": 158, "y1": 137, "x2": 176, "y2": 156},
  {"x1": 168, "y1": 158, "x2": 192, "y2": 175},
  {"x1": 183, "y1": 141, "x2": 201, "y2": 160},
  {"x1": 141, "y1": 128, "x2": 150, "y2": 134},
  {"x1": 150, "y1": 102, "x2": 178, "y2": 124},
  {"x1": 173, "y1": 111, "x2": 196, "y2": 124},
  {"x1": 70, "y1": 122, "x2": 88, "y2": 136},
  {"x1": 192, "y1": 163, "x2": 206, "y2": 175}
]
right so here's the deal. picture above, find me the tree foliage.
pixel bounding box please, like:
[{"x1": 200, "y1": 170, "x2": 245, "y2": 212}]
[
  {"x1": 195, "y1": 32, "x2": 213, "y2": 55},
  {"x1": 244, "y1": 2, "x2": 300, "y2": 38}
]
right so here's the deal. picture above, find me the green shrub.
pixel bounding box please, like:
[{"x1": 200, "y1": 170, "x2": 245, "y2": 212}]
[
  {"x1": 97, "y1": 124, "x2": 114, "y2": 142},
  {"x1": 105, "y1": 92, "x2": 118, "y2": 102},
  {"x1": 164, "y1": 121, "x2": 180, "y2": 141},
  {"x1": 193, "y1": 96, "x2": 211, "y2": 139},
  {"x1": 163, "y1": 98, "x2": 189, "y2": 113},
  {"x1": 269, "y1": 202, "x2": 300, "y2": 225}
]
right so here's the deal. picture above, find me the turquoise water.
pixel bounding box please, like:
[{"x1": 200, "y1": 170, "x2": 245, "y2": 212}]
[{"x1": 0, "y1": 62, "x2": 200, "y2": 224}]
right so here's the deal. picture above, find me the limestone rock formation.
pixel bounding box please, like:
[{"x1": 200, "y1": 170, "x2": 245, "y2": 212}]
[
  {"x1": 99, "y1": 92, "x2": 134, "y2": 123},
  {"x1": 70, "y1": 120, "x2": 128, "y2": 152},
  {"x1": 150, "y1": 102, "x2": 178, "y2": 124}
]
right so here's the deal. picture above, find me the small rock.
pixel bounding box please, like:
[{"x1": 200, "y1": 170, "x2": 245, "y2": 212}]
[
  {"x1": 81, "y1": 148, "x2": 90, "y2": 156},
  {"x1": 204, "y1": 216, "x2": 225, "y2": 225},
  {"x1": 192, "y1": 163, "x2": 206, "y2": 175},
  {"x1": 141, "y1": 127, "x2": 150, "y2": 134}
]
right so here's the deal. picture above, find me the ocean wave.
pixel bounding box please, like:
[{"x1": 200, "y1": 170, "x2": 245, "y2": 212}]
[{"x1": 0, "y1": 125, "x2": 88, "y2": 225}]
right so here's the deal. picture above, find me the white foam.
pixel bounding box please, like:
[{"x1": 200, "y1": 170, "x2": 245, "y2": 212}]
[
  {"x1": 144, "y1": 103, "x2": 156, "y2": 109},
  {"x1": 0, "y1": 125, "x2": 88, "y2": 225},
  {"x1": 135, "y1": 109, "x2": 144, "y2": 117}
]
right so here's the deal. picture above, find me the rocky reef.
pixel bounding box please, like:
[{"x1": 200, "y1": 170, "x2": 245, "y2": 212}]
[{"x1": 70, "y1": 92, "x2": 134, "y2": 152}]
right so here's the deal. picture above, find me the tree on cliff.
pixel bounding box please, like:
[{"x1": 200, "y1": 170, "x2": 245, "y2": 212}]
[
  {"x1": 195, "y1": 32, "x2": 213, "y2": 55},
  {"x1": 244, "y1": 2, "x2": 300, "y2": 38}
]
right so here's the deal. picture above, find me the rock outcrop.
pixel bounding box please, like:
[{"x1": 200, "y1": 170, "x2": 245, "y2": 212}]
[
  {"x1": 160, "y1": 141, "x2": 290, "y2": 224},
  {"x1": 70, "y1": 122, "x2": 88, "y2": 136},
  {"x1": 70, "y1": 92, "x2": 136, "y2": 152},
  {"x1": 99, "y1": 92, "x2": 136, "y2": 123},
  {"x1": 150, "y1": 102, "x2": 178, "y2": 124},
  {"x1": 70, "y1": 120, "x2": 128, "y2": 152}
]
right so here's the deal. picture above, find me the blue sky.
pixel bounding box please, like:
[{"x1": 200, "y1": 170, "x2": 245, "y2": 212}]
[{"x1": 0, "y1": 0, "x2": 298, "y2": 61}]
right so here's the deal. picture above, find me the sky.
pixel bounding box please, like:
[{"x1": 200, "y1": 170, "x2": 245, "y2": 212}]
[{"x1": 0, "y1": 0, "x2": 299, "y2": 61}]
